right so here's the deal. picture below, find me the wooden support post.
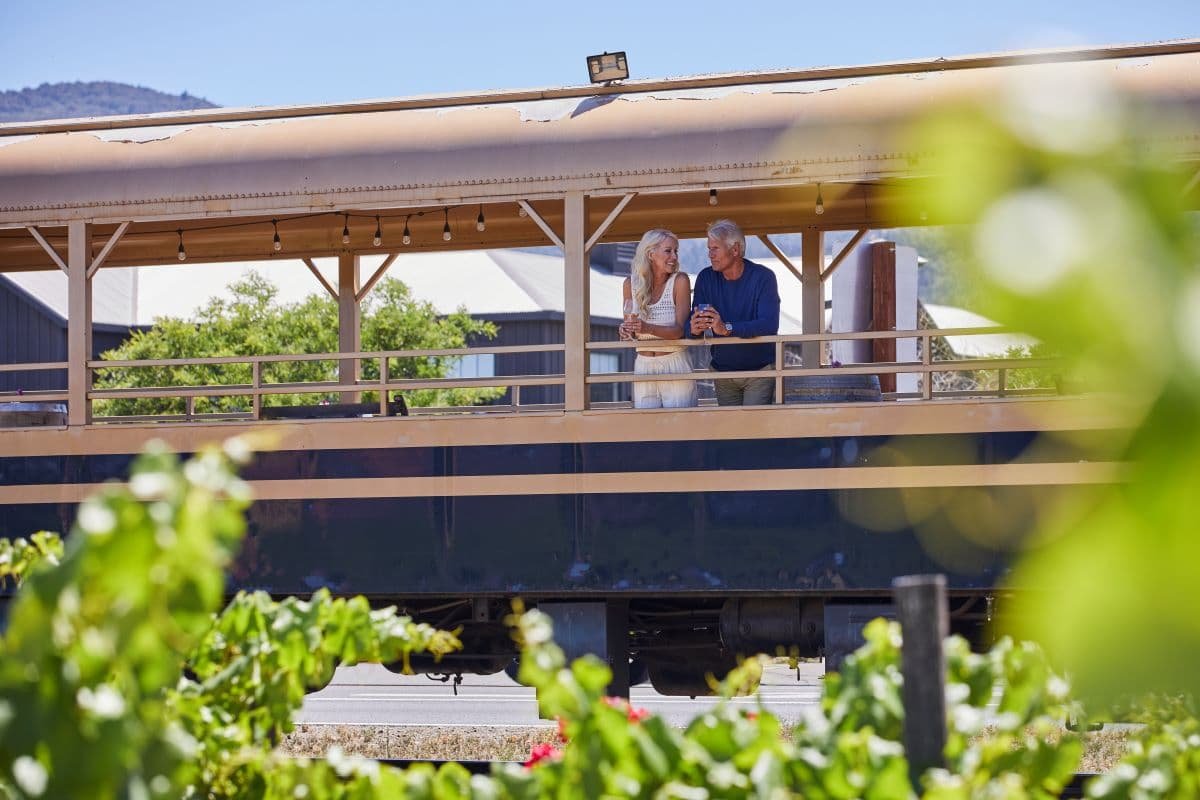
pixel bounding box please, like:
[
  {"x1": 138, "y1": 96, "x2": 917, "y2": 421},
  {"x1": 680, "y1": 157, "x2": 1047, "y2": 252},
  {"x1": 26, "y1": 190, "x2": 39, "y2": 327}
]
[
  {"x1": 870, "y1": 241, "x2": 898, "y2": 394},
  {"x1": 800, "y1": 230, "x2": 824, "y2": 369},
  {"x1": 337, "y1": 251, "x2": 361, "y2": 403},
  {"x1": 66, "y1": 221, "x2": 92, "y2": 426},
  {"x1": 893, "y1": 574, "x2": 948, "y2": 792},
  {"x1": 563, "y1": 192, "x2": 589, "y2": 412}
]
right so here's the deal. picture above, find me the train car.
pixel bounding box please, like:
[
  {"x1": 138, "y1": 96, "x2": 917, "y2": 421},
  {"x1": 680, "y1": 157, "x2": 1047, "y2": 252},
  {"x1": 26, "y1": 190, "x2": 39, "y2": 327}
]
[{"x1": 2, "y1": 42, "x2": 1197, "y2": 693}]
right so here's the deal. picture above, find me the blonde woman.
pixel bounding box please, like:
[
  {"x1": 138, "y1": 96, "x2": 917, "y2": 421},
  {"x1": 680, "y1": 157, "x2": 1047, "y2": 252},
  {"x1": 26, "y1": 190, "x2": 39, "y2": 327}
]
[{"x1": 620, "y1": 229, "x2": 697, "y2": 408}]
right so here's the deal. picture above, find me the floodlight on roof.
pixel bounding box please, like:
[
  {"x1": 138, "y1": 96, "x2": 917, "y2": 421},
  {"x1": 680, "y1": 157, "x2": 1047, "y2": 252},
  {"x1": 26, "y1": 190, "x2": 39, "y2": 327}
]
[{"x1": 587, "y1": 51, "x2": 628, "y2": 84}]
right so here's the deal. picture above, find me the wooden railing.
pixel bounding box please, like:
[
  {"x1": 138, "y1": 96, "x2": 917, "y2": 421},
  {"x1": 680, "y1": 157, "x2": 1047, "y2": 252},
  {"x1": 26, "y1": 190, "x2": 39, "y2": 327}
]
[
  {"x1": 0, "y1": 327, "x2": 1063, "y2": 425},
  {"x1": 586, "y1": 326, "x2": 1058, "y2": 405},
  {"x1": 0, "y1": 361, "x2": 69, "y2": 404}
]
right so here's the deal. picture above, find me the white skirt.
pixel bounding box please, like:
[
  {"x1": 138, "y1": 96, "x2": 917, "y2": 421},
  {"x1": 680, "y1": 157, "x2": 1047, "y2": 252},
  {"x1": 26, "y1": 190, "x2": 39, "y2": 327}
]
[{"x1": 633, "y1": 350, "x2": 697, "y2": 409}]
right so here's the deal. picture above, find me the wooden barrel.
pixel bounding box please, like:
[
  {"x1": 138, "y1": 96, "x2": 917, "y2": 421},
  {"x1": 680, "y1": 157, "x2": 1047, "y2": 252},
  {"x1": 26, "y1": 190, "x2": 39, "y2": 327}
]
[{"x1": 784, "y1": 373, "x2": 882, "y2": 404}]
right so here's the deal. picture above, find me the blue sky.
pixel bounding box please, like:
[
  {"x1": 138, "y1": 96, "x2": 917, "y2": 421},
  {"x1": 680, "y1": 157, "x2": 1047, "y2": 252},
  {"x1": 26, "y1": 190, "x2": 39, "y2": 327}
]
[{"x1": 1, "y1": 1, "x2": 1195, "y2": 108}]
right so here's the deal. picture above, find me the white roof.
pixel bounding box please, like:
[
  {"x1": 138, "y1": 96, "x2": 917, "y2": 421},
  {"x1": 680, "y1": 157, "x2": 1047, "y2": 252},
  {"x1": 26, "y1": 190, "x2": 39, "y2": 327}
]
[
  {"x1": 923, "y1": 303, "x2": 1037, "y2": 356},
  {"x1": 4, "y1": 249, "x2": 632, "y2": 326}
]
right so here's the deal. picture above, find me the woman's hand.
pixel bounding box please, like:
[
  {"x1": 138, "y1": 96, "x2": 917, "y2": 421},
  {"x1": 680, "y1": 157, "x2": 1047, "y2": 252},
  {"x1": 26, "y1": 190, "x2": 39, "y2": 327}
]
[{"x1": 621, "y1": 318, "x2": 644, "y2": 339}]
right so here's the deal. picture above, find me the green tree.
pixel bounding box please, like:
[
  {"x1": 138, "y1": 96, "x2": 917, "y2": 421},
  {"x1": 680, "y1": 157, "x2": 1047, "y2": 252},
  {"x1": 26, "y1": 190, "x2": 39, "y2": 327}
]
[{"x1": 93, "y1": 272, "x2": 503, "y2": 416}]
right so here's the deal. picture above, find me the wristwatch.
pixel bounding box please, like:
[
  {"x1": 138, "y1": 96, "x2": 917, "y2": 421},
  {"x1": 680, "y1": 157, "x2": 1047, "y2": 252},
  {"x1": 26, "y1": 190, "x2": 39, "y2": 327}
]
[{"x1": 725, "y1": 322, "x2": 734, "y2": 335}]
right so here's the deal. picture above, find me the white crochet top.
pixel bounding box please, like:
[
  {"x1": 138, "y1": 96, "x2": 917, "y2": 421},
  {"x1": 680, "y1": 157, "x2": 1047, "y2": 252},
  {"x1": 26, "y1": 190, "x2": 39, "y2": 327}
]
[{"x1": 636, "y1": 272, "x2": 685, "y2": 353}]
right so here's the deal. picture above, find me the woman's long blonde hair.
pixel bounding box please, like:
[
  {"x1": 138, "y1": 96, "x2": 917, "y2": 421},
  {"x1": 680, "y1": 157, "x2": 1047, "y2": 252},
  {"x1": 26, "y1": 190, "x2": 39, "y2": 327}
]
[{"x1": 630, "y1": 229, "x2": 679, "y2": 317}]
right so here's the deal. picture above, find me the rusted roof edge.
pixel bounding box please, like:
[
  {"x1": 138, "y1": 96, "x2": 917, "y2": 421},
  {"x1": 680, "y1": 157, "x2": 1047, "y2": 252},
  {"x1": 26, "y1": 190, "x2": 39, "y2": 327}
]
[{"x1": 2, "y1": 39, "x2": 1198, "y2": 138}]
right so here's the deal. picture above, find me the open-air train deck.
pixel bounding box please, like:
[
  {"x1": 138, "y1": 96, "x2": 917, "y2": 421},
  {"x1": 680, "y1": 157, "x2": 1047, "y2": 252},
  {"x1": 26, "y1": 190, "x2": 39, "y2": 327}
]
[{"x1": 1, "y1": 40, "x2": 1197, "y2": 691}]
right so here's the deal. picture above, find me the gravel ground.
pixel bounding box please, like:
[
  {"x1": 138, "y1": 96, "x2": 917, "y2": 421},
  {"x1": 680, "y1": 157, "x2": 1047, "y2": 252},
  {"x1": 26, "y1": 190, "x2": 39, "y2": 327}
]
[{"x1": 280, "y1": 722, "x2": 1132, "y2": 772}]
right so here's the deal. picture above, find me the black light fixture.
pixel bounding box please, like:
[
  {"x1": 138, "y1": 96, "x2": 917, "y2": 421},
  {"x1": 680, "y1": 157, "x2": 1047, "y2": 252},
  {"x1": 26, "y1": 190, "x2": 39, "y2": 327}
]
[
  {"x1": 176, "y1": 228, "x2": 186, "y2": 261},
  {"x1": 586, "y1": 51, "x2": 628, "y2": 83},
  {"x1": 342, "y1": 214, "x2": 351, "y2": 245},
  {"x1": 476, "y1": 204, "x2": 486, "y2": 233},
  {"x1": 442, "y1": 208, "x2": 452, "y2": 242},
  {"x1": 272, "y1": 219, "x2": 282, "y2": 251},
  {"x1": 815, "y1": 184, "x2": 825, "y2": 216},
  {"x1": 402, "y1": 215, "x2": 412, "y2": 245},
  {"x1": 373, "y1": 215, "x2": 383, "y2": 247},
  {"x1": 709, "y1": 188, "x2": 718, "y2": 206}
]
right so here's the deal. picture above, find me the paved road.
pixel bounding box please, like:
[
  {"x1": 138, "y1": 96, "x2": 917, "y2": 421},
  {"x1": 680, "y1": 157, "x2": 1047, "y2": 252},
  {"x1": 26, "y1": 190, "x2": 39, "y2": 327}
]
[{"x1": 298, "y1": 662, "x2": 826, "y2": 727}]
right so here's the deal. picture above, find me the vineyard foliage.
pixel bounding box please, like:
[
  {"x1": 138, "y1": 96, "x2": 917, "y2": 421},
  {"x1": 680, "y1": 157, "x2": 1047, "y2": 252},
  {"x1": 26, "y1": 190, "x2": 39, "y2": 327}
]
[{"x1": 0, "y1": 442, "x2": 1197, "y2": 798}]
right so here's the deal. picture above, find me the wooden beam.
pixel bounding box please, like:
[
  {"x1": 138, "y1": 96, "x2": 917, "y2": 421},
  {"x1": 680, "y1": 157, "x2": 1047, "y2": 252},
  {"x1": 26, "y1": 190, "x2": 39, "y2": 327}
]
[
  {"x1": 871, "y1": 241, "x2": 898, "y2": 394},
  {"x1": 302, "y1": 257, "x2": 338, "y2": 299},
  {"x1": 800, "y1": 230, "x2": 824, "y2": 368},
  {"x1": 563, "y1": 192, "x2": 589, "y2": 411},
  {"x1": 337, "y1": 251, "x2": 361, "y2": 403},
  {"x1": 87, "y1": 221, "x2": 129, "y2": 278},
  {"x1": 26, "y1": 226, "x2": 67, "y2": 272},
  {"x1": 821, "y1": 228, "x2": 868, "y2": 282},
  {"x1": 356, "y1": 252, "x2": 399, "y2": 303},
  {"x1": 585, "y1": 193, "x2": 636, "y2": 252},
  {"x1": 66, "y1": 221, "x2": 92, "y2": 426},
  {"x1": 757, "y1": 235, "x2": 802, "y2": 283},
  {"x1": 518, "y1": 200, "x2": 564, "y2": 249}
]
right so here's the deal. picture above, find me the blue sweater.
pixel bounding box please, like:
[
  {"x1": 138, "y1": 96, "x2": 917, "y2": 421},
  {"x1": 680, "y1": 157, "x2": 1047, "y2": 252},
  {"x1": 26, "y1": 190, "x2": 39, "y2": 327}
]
[{"x1": 691, "y1": 259, "x2": 780, "y2": 371}]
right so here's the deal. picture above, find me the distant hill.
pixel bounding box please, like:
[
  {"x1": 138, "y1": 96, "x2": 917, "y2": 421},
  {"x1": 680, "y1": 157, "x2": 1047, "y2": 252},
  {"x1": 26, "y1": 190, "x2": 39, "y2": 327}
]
[{"x1": 0, "y1": 81, "x2": 219, "y2": 123}]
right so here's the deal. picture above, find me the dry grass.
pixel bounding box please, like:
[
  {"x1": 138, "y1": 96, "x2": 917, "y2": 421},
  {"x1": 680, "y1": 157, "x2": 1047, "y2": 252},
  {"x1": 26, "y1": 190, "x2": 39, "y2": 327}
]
[{"x1": 281, "y1": 723, "x2": 1133, "y2": 771}]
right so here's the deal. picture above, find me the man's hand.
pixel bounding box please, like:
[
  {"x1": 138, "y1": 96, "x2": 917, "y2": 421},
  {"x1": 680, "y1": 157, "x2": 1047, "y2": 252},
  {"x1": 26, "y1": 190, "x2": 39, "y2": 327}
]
[
  {"x1": 689, "y1": 309, "x2": 711, "y2": 336},
  {"x1": 705, "y1": 308, "x2": 731, "y2": 336}
]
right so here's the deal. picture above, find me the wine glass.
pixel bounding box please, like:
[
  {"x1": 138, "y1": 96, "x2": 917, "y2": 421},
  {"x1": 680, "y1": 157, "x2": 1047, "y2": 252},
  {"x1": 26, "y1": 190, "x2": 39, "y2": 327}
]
[{"x1": 622, "y1": 299, "x2": 637, "y2": 340}]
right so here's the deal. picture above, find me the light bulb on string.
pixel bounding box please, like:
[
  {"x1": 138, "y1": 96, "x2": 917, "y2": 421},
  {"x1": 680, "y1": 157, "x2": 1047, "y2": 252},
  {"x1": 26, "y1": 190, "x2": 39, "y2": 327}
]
[
  {"x1": 176, "y1": 229, "x2": 186, "y2": 261},
  {"x1": 476, "y1": 204, "x2": 486, "y2": 232},
  {"x1": 517, "y1": 203, "x2": 527, "y2": 218},
  {"x1": 814, "y1": 184, "x2": 825, "y2": 216},
  {"x1": 272, "y1": 219, "x2": 282, "y2": 251},
  {"x1": 402, "y1": 216, "x2": 412, "y2": 246},
  {"x1": 373, "y1": 216, "x2": 383, "y2": 247},
  {"x1": 442, "y1": 208, "x2": 452, "y2": 242},
  {"x1": 709, "y1": 189, "x2": 718, "y2": 206},
  {"x1": 342, "y1": 214, "x2": 351, "y2": 245}
]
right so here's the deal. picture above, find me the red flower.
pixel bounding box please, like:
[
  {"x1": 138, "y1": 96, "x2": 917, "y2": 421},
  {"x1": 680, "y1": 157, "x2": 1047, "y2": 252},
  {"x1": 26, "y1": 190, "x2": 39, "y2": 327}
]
[
  {"x1": 745, "y1": 711, "x2": 759, "y2": 722},
  {"x1": 523, "y1": 742, "x2": 562, "y2": 768},
  {"x1": 603, "y1": 696, "x2": 650, "y2": 723},
  {"x1": 556, "y1": 716, "x2": 570, "y2": 743}
]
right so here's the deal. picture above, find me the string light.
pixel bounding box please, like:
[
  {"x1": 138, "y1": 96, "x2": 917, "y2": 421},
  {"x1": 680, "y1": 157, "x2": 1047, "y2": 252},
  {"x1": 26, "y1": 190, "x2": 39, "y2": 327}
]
[
  {"x1": 814, "y1": 184, "x2": 825, "y2": 216},
  {"x1": 476, "y1": 204, "x2": 486, "y2": 232},
  {"x1": 373, "y1": 215, "x2": 383, "y2": 247},
  {"x1": 272, "y1": 219, "x2": 282, "y2": 251},
  {"x1": 709, "y1": 188, "x2": 718, "y2": 206},
  {"x1": 517, "y1": 203, "x2": 528, "y2": 218},
  {"x1": 176, "y1": 229, "x2": 186, "y2": 261},
  {"x1": 342, "y1": 214, "x2": 351, "y2": 245},
  {"x1": 402, "y1": 216, "x2": 412, "y2": 245},
  {"x1": 442, "y1": 208, "x2": 452, "y2": 242}
]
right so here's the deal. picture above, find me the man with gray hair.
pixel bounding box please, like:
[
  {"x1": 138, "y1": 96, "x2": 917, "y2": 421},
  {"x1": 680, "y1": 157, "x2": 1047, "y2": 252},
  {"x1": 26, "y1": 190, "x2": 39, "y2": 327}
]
[{"x1": 689, "y1": 219, "x2": 781, "y2": 405}]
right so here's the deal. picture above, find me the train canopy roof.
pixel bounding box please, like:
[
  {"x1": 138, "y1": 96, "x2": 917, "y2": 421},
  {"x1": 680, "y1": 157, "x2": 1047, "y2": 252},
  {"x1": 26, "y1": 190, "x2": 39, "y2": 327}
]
[{"x1": 1, "y1": 41, "x2": 1197, "y2": 272}]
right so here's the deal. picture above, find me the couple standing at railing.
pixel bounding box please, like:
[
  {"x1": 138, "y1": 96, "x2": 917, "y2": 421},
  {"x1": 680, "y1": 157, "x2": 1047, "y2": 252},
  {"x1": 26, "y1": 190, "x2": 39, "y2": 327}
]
[{"x1": 619, "y1": 219, "x2": 781, "y2": 408}]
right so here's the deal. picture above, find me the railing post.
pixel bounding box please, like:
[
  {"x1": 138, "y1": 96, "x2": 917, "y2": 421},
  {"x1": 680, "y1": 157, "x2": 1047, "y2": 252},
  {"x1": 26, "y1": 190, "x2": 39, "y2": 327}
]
[
  {"x1": 921, "y1": 332, "x2": 933, "y2": 400},
  {"x1": 774, "y1": 340, "x2": 784, "y2": 404},
  {"x1": 252, "y1": 361, "x2": 262, "y2": 420},
  {"x1": 379, "y1": 356, "x2": 390, "y2": 416},
  {"x1": 512, "y1": 384, "x2": 521, "y2": 412},
  {"x1": 998, "y1": 368, "x2": 1007, "y2": 397},
  {"x1": 892, "y1": 574, "x2": 948, "y2": 793}
]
